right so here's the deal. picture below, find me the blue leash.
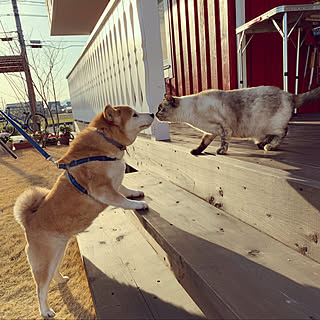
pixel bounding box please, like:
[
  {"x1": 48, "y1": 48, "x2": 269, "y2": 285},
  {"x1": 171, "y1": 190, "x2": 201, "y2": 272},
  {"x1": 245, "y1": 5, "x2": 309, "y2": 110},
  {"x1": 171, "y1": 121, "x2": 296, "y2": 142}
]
[
  {"x1": 0, "y1": 110, "x2": 55, "y2": 164},
  {"x1": 0, "y1": 109, "x2": 121, "y2": 195}
]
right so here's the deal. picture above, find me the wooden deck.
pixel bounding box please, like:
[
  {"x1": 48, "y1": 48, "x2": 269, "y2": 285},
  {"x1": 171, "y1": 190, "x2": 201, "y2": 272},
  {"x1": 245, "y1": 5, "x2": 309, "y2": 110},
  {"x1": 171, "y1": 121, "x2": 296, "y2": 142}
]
[
  {"x1": 74, "y1": 113, "x2": 320, "y2": 319},
  {"x1": 126, "y1": 114, "x2": 320, "y2": 264},
  {"x1": 169, "y1": 113, "x2": 320, "y2": 182},
  {"x1": 123, "y1": 172, "x2": 320, "y2": 319},
  {"x1": 77, "y1": 207, "x2": 204, "y2": 319}
]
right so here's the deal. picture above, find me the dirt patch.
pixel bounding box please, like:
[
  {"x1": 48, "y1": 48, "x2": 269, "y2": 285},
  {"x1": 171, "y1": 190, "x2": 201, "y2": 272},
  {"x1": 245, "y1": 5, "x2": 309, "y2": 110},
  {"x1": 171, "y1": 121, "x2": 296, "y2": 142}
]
[{"x1": 0, "y1": 146, "x2": 96, "y2": 319}]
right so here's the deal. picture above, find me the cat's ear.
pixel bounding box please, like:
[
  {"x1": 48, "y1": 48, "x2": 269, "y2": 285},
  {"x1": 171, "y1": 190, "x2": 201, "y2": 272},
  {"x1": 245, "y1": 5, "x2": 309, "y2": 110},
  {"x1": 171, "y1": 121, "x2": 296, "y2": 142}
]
[{"x1": 164, "y1": 93, "x2": 175, "y2": 104}]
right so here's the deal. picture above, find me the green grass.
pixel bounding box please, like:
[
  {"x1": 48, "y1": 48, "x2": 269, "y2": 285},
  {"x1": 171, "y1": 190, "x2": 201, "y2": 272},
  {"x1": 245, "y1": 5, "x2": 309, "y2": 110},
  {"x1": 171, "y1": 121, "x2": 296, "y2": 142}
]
[{"x1": 47, "y1": 114, "x2": 74, "y2": 125}]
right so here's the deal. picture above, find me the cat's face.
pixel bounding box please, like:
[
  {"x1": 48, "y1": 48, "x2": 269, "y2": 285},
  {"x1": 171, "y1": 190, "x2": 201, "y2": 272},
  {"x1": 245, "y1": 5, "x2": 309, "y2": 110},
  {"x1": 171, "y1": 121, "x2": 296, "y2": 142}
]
[{"x1": 156, "y1": 94, "x2": 179, "y2": 122}]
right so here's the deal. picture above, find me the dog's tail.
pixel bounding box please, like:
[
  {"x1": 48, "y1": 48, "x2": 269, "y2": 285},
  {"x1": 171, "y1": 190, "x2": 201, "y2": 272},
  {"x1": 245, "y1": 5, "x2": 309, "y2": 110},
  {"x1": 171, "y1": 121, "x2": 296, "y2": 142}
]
[
  {"x1": 295, "y1": 87, "x2": 320, "y2": 108},
  {"x1": 14, "y1": 187, "x2": 49, "y2": 229}
]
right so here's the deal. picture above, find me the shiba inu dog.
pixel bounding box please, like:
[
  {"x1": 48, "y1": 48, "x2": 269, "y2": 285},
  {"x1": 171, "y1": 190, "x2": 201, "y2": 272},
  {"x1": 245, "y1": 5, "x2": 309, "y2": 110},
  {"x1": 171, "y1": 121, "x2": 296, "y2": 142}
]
[
  {"x1": 14, "y1": 104, "x2": 154, "y2": 317},
  {"x1": 156, "y1": 86, "x2": 320, "y2": 155}
]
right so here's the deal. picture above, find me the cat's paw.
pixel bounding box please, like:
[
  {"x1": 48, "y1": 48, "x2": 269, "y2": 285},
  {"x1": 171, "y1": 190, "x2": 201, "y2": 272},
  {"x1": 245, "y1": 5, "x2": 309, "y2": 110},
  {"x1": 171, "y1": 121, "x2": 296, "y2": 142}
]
[
  {"x1": 190, "y1": 148, "x2": 202, "y2": 155},
  {"x1": 256, "y1": 142, "x2": 265, "y2": 150},
  {"x1": 264, "y1": 144, "x2": 276, "y2": 151},
  {"x1": 216, "y1": 147, "x2": 227, "y2": 155}
]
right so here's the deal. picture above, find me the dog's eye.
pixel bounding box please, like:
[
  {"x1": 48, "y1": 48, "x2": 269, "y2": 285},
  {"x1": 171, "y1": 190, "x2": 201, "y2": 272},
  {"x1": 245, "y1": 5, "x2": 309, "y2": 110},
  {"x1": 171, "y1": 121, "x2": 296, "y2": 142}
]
[{"x1": 133, "y1": 113, "x2": 138, "y2": 117}]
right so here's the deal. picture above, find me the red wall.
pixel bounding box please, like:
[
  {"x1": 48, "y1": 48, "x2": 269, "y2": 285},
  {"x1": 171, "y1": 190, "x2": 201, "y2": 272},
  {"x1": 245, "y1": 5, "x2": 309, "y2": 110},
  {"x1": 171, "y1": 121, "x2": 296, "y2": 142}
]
[
  {"x1": 245, "y1": 0, "x2": 319, "y2": 113},
  {"x1": 165, "y1": 0, "x2": 237, "y2": 96}
]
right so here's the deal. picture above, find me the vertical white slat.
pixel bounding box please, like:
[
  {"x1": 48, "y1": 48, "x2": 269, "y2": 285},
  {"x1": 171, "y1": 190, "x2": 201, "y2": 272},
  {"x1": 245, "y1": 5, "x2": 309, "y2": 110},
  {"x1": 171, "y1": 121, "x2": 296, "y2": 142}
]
[
  {"x1": 121, "y1": 5, "x2": 135, "y2": 106},
  {"x1": 103, "y1": 28, "x2": 115, "y2": 105},
  {"x1": 115, "y1": 10, "x2": 131, "y2": 105},
  {"x1": 67, "y1": 0, "x2": 169, "y2": 140},
  {"x1": 106, "y1": 23, "x2": 118, "y2": 105}
]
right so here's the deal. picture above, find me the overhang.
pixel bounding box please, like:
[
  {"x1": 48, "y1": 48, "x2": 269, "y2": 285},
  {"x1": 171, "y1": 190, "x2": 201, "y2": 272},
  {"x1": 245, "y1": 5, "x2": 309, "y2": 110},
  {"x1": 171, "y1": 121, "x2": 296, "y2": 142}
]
[{"x1": 46, "y1": 0, "x2": 109, "y2": 35}]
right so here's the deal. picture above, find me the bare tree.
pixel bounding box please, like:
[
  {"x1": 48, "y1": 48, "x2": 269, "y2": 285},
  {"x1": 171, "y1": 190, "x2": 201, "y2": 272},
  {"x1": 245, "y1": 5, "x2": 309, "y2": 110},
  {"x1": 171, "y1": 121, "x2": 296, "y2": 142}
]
[
  {"x1": 27, "y1": 43, "x2": 65, "y2": 135},
  {"x1": 0, "y1": 29, "x2": 66, "y2": 136}
]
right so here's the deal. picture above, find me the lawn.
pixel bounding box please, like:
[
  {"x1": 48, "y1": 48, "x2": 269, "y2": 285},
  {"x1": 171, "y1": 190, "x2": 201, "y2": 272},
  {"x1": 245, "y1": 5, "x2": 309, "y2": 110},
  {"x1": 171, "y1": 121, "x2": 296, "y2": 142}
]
[
  {"x1": 47, "y1": 113, "x2": 74, "y2": 126},
  {"x1": 0, "y1": 146, "x2": 96, "y2": 319}
]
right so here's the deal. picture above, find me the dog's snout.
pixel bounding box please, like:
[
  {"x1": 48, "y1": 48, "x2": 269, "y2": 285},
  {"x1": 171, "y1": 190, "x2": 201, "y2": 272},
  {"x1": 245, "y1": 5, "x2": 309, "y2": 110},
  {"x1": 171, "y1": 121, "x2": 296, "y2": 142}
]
[{"x1": 150, "y1": 113, "x2": 154, "y2": 118}]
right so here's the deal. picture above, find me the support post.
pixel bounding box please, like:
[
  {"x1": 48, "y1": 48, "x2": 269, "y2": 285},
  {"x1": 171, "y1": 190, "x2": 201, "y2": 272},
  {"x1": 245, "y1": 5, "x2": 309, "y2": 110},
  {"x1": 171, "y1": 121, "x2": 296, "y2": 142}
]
[
  {"x1": 294, "y1": 27, "x2": 301, "y2": 114},
  {"x1": 283, "y1": 12, "x2": 288, "y2": 92}
]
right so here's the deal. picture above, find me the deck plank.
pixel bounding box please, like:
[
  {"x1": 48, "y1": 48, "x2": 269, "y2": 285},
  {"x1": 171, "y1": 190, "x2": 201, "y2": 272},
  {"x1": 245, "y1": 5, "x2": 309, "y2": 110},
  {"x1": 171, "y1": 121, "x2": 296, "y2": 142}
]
[
  {"x1": 168, "y1": 114, "x2": 320, "y2": 181},
  {"x1": 126, "y1": 136, "x2": 320, "y2": 263},
  {"x1": 77, "y1": 207, "x2": 204, "y2": 320},
  {"x1": 123, "y1": 171, "x2": 320, "y2": 319}
]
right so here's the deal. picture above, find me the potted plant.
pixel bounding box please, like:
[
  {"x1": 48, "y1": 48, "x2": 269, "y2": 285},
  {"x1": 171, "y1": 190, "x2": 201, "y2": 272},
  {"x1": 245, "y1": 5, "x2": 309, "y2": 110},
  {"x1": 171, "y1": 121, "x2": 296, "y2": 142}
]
[
  {"x1": 59, "y1": 124, "x2": 73, "y2": 145},
  {"x1": 45, "y1": 133, "x2": 58, "y2": 146}
]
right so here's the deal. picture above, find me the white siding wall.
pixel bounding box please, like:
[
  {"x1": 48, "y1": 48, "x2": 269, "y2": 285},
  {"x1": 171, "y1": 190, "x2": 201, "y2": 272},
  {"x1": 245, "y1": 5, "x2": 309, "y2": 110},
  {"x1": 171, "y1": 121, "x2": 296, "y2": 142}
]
[{"x1": 67, "y1": 0, "x2": 169, "y2": 140}]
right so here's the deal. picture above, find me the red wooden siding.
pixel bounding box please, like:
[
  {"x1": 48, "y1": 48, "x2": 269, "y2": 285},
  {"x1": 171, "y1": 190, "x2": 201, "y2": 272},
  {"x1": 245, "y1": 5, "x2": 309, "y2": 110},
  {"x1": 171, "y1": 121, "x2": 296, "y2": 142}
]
[
  {"x1": 165, "y1": 0, "x2": 237, "y2": 96},
  {"x1": 219, "y1": 0, "x2": 237, "y2": 90},
  {"x1": 245, "y1": 0, "x2": 320, "y2": 113}
]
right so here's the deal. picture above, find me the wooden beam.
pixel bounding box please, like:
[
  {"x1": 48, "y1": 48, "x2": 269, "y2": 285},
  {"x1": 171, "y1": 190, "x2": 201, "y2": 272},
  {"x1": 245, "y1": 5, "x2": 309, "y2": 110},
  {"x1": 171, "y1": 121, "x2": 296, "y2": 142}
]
[{"x1": 0, "y1": 55, "x2": 24, "y2": 73}]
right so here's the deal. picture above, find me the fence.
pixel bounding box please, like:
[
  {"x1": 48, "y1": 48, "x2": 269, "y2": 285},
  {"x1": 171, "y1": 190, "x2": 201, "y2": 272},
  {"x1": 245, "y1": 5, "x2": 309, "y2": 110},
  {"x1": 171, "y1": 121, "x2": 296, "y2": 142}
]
[{"x1": 67, "y1": 0, "x2": 170, "y2": 140}]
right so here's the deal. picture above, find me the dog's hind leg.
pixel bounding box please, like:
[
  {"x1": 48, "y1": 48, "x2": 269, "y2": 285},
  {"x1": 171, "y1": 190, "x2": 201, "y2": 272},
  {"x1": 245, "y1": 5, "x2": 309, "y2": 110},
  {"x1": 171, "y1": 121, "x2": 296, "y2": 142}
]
[
  {"x1": 191, "y1": 133, "x2": 216, "y2": 155},
  {"x1": 26, "y1": 236, "x2": 68, "y2": 317},
  {"x1": 53, "y1": 242, "x2": 69, "y2": 284}
]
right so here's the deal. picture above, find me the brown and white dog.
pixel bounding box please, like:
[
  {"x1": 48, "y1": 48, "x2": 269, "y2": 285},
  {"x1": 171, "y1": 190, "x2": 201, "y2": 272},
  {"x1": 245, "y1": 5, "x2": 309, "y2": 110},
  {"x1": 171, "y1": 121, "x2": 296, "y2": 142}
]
[
  {"x1": 156, "y1": 86, "x2": 320, "y2": 155},
  {"x1": 14, "y1": 104, "x2": 154, "y2": 317}
]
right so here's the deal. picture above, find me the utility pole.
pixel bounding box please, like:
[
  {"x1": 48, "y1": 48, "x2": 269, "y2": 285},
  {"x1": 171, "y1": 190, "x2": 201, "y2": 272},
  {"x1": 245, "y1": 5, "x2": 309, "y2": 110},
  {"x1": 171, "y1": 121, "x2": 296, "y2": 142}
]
[{"x1": 11, "y1": 0, "x2": 37, "y2": 123}]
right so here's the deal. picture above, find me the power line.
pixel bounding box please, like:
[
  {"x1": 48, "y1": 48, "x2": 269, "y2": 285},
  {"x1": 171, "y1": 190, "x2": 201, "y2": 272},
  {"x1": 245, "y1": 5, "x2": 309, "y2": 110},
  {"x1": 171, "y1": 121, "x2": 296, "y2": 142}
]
[
  {"x1": 0, "y1": 1, "x2": 45, "y2": 4},
  {"x1": 0, "y1": 14, "x2": 47, "y2": 17},
  {"x1": 40, "y1": 44, "x2": 84, "y2": 50},
  {"x1": 26, "y1": 40, "x2": 87, "y2": 43}
]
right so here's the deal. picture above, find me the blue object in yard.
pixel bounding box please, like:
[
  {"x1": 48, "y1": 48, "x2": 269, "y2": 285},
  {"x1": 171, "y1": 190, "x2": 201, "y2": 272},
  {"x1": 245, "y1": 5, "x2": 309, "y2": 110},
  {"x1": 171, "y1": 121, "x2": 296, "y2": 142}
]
[{"x1": 0, "y1": 110, "x2": 55, "y2": 164}]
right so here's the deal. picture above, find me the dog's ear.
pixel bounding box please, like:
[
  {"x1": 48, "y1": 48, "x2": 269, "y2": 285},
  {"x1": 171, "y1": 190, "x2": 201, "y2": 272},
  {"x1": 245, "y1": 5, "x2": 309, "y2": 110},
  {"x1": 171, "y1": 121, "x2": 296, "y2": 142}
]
[
  {"x1": 103, "y1": 104, "x2": 115, "y2": 122},
  {"x1": 164, "y1": 93, "x2": 175, "y2": 104}
]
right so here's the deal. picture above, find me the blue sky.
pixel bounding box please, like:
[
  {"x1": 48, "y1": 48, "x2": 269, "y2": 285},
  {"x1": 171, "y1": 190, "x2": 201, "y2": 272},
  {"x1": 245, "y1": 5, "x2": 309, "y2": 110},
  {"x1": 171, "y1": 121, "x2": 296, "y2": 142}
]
[{"x1": 0, "y1": 0, "x2": 88, "y2": 106}]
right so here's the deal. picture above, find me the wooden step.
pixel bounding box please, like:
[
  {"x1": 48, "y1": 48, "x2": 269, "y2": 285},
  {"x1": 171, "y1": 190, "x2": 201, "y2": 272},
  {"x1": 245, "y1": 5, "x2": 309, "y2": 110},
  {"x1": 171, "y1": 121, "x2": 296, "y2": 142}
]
[
  {"x1": 77, "y1": 207, "x2": 205, "y2": 319},
  {"x1": 126, "y1": 137, "x2": 320, "y2": 263},
  {"x1": 123, "y1": 171, "x2": 320, "y2": 320}
]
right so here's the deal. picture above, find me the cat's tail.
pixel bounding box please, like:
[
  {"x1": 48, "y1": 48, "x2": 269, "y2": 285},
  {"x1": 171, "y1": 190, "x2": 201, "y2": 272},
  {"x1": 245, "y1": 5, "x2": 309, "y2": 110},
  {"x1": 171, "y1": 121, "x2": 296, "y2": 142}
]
[
  {"x1": 14, "y1": 187, "x2": 49, "y2": 229},
  {"x1": 295, "y1": 87, "x2": 320, "y2": 108}
]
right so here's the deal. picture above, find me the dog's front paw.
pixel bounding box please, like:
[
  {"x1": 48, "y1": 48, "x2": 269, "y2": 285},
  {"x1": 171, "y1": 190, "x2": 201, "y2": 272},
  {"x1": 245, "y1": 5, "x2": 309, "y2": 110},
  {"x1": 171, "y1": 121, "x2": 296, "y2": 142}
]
[
  {"x1": 129, "y1": 190, "x2": 144, "y2": 198},
  {"x1": 133, "y1": 201, "x2": 148, "y2": 210},
  {"x1": 41, "y1": 308, "x2": 55, "y2": 318}
]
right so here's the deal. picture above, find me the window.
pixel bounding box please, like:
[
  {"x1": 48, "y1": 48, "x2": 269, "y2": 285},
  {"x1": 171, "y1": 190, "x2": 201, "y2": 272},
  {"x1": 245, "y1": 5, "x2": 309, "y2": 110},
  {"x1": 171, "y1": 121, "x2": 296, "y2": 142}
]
[{"x1": 158, "y1": 0, "x2": 173, "y2": 78}]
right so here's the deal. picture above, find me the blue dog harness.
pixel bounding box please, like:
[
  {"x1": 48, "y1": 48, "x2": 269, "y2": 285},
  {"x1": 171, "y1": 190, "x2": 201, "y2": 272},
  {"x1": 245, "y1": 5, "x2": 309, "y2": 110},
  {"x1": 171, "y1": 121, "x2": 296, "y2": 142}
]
[
  {"x1": 57, "y1": 156, "x2": 118, "y2": 195},
  {"x1": 58, "y1": 130, "x2": 125, "y2": 195}
]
